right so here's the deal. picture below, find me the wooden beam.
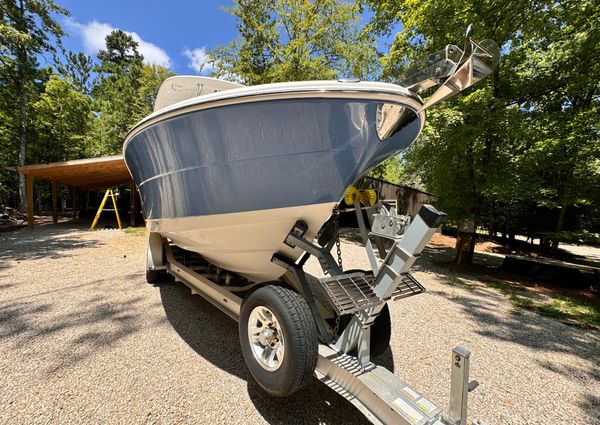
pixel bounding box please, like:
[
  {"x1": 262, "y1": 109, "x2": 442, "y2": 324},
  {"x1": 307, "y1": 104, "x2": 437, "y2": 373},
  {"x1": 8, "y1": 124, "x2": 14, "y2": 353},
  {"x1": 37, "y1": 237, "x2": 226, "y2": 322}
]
[
  {"x1": 51, "y1": 181, "x2": 58, "y2": 224},
  {"x1": 16, "y1": 155, "x2": 130, "y2": 189},
  {"x1": 26, "y1": 174, "x2": 34, "y2": 229}
]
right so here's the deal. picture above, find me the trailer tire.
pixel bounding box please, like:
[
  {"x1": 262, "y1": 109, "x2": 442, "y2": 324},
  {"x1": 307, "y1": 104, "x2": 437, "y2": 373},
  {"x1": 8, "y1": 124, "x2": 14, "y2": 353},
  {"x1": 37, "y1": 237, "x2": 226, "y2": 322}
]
[
  {"x1": 239, "y1": 284, "x2": 318, "y2": 397},
  {"x1": 146, "y1": 269, "x2": 165, "y2": 284},
  {"x1": 370, "y1": 303, "x2": 391, "y2": 357}
]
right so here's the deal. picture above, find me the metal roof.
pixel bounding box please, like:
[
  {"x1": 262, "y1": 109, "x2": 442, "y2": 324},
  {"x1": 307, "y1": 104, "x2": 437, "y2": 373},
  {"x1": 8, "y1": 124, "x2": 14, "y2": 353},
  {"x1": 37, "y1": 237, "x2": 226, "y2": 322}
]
[{"x1": 16, "y1": 156, "x2": 131, "y2": 189}]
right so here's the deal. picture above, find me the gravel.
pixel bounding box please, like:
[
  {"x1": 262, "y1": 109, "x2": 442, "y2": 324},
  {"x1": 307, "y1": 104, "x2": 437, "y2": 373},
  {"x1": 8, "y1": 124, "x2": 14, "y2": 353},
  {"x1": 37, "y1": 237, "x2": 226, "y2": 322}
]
[{"x1": 1, "y1": 223, "x2": 598, "y2": 424}]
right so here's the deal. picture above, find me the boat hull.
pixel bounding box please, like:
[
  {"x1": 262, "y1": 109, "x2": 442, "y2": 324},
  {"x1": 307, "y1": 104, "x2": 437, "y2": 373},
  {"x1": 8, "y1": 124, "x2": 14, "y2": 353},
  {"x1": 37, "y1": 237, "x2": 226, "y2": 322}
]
[
  {"x1": 124, "y1": 84, "x2": 424, "y2": 281},
  {"x1": 148, "y1": 203, "x2": 336, "y2": 282}
]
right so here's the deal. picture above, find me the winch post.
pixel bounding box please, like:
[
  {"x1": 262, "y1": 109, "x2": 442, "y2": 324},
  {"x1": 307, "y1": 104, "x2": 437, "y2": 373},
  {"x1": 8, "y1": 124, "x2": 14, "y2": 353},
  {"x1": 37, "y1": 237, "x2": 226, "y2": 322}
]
[
  {"x1": 334, "y1": 205, "x2": 446, "y2": 359},
  {"x1": 372, "y1": 205, "x2": 446, "y2": 300},
  {"x1": 353, "y1": 201, "x2": 380, "y2": 273}
]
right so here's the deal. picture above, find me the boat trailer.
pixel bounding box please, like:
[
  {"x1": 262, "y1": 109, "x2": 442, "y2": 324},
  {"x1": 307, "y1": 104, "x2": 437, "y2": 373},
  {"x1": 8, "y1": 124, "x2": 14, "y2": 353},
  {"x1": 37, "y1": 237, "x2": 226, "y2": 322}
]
[{"x1": 146, "y1": 202, "x2": 481, "y2": 425}]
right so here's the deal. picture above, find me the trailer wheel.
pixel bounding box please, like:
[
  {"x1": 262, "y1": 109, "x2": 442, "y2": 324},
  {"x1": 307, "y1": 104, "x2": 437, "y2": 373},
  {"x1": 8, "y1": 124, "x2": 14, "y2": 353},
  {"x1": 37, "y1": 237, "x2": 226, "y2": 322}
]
[
  {"x1": 146, "y1": 269, "x2": 165, "y2": 284},
  {"x1": 370, "y1": 303, "x2": 391, "y2": 357},
  {"x1": 146, "y1": 235, "x2": 166, "y2": 284},
  {"x1": 239, "y1": 284, "x2": 318, "y2": 397}
]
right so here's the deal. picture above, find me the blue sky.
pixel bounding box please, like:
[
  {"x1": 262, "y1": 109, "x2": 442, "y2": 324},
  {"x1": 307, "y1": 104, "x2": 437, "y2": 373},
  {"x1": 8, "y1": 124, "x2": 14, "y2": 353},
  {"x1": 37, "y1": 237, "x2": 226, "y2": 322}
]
[
  {"x1": 58, "y1": 0, "x2": 240, "y2": 75},
  {"x1": 57, "y1": 0, "x2": 385, "y2": 76}
]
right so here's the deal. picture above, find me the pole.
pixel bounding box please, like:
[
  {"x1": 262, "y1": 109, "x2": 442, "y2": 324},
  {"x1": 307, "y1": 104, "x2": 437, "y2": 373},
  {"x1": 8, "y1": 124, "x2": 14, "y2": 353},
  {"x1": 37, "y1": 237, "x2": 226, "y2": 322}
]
[
  {"x1": 72, "y1": 188, "x2": 77, "y2": 219},
  {"x1": 26, "y1": 174, "x2": 34, "y2": 229},
  {"x1": 51, "y1": 181, "x2": 58, "y2": 224}
]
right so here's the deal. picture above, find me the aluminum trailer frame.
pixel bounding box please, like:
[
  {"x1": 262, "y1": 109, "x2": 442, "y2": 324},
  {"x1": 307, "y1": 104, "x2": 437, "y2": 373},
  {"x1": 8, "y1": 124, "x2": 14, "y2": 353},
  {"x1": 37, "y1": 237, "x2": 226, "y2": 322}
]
[{"x1": 150, "y1": 204, "x2": 479, "y2": 425}]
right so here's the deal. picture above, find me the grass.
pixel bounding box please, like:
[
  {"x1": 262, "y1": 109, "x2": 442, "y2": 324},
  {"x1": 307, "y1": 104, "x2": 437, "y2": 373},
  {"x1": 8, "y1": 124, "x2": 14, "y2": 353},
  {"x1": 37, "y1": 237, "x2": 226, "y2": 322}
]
[
  {"x1": 445, "y1": 275, "x2": 476, "y2": 291},
  {"x1": 441, "y1": 271, "x2": 600, "y2": 328},
  {"x1": 509, "y1": 293, "x2": 600, "y2": 328},
  {"x1": 123, "y1": 226, "x2": 146, "y2": 236}
]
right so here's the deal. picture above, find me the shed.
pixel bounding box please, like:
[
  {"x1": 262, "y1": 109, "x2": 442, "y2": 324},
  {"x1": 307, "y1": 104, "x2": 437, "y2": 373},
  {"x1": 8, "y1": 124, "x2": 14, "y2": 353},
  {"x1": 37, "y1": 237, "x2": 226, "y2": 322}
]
[
  {"x1": 360, "y1": 176, "x2": 436, "y2": 218},
  {"x1": 16, "y1": 155, "x2": 136, "y2": 228}
]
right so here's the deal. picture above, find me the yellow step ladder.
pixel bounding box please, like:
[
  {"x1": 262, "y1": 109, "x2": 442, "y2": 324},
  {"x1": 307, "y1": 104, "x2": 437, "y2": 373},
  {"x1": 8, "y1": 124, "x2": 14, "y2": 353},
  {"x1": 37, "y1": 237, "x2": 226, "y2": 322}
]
[{"x1": 90, "y1": 188, "x2": 122, "y2": 230}]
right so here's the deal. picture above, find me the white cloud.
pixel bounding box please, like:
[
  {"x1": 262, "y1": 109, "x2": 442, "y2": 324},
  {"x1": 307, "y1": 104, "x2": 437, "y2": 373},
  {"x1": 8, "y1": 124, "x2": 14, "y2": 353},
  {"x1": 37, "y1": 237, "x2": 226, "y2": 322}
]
[
  {"x1": 183, "y1": 47, "x2": 214, "y2": 75},
  {"x1": 66, "y1": 18, "x2": 171, "y2": 68}
]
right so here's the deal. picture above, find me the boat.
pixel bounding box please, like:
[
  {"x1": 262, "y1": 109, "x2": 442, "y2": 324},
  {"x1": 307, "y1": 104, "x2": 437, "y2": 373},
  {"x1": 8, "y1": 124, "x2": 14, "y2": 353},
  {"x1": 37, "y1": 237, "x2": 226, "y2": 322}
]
[
  {"x1": 126, "y1": 30, "x2": 501, "y2": 416},
  {"x1": 123, "y1": 32, "x2": 499, "y2": 283}
]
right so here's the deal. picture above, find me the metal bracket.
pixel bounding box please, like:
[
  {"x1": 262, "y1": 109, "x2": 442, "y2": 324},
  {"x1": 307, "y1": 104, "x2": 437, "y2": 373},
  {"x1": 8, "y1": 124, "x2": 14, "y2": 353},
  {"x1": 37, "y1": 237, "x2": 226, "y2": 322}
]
[
  {"x1": 284, "y1": 226, "x2": 343, "y2": 276},
  {"x1": 271, "y1": 253, "x2": 332, "y2": 344},
  {"x1": 448, "y1": 346, "x2": 472, "y2": 425}
]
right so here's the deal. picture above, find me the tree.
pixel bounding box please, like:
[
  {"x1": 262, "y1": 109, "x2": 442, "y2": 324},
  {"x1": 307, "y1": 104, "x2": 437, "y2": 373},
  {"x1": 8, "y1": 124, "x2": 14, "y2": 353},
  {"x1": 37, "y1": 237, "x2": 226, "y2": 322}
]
[
  {"x1": 363, "y1": 0, "x2": 599, "y2": 261},
  {"x1": 87, "y1": 30, "x2": 173, "y2": 155},
  {"x1": 57, "y1": 51, "x2": 93, "y2": 94},
  {"x1": 32, "y1": 74, "x2": 92, "y2": 162},
  {"x1": 95, "y1": 29, "x2": 143, "y2": 73},
  {"x1": 0, "y1": 62, "x2": 17, "y2": 205},
  {"x1": 210, "y1": 0, "x2": 378, "y2": 84},
  {"x1": 369, "y1": 155, "x2": 405, "y2": 184},
  {"x1": 0, "y1": 0, "x2": 68, "y2": 210},
  {"x1": 514, "y1": 0, "x2": 600, "y2": 252}
]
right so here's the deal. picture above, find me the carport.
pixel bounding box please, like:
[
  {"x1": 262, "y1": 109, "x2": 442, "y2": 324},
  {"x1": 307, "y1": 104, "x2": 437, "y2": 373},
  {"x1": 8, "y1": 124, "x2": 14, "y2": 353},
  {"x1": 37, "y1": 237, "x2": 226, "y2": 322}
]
[{"x1": 17, "y1": 156, "x2": 138, "y2": 228}]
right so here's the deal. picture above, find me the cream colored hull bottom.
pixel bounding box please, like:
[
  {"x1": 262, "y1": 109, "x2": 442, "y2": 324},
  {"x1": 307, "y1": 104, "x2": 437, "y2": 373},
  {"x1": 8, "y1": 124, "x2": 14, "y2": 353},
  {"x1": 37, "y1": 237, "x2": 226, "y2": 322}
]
[{"x1": 146, "y1": 202, "x2": 337, "y2": 282}]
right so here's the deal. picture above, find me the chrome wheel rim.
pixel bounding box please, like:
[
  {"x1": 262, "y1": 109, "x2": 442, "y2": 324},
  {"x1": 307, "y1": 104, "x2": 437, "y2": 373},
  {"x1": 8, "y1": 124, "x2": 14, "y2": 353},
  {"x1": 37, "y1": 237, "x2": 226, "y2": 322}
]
[{"x1": 247, "y1": 306, "x2": 285, "y2": 371}]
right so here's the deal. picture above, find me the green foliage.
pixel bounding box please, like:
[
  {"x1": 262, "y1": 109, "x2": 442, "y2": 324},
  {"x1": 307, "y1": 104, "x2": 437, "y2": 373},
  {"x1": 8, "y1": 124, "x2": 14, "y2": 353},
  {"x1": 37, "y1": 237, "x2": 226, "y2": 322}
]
[
  {"x1": 368, "y1": 155, "x2": 404, "y2": 184},
  {"x1": 364, "y1": 0, "x2": 600, "y2": 251},
  {"x1": 87, "y1": 31, "x2": 174, "y2": 155},
  {"x1": 32, "y1": 74, "x2": 92, "y2": 161},
  {"x1": 210, "y1": 0, "x2": 378, "y2": 84},
  {"x1": 96, "y1": 30, "x2": 143, "y2": 72},
  {"x1": 57, "y1": 51, "x2": 93, "y2": 94},
  {"x1": 0, "y1": 0, "x2": 68, "y2": 63},
  {"x1": 0, "y1": 0, "x2": 69, "y2": 208}
]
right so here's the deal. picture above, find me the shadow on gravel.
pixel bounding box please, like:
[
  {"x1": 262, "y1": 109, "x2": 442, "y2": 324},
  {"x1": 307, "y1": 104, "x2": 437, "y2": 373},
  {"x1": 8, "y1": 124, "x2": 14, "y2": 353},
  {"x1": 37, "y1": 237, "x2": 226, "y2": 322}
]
[
  {"x1": 160, "y1": 281, "x2": 374, "y2": 425},
  {"x1": 417, "y1": 246, "x2": 600, "y2": 422},
  {"x1": 0, "y1": 277, "x2": 157, "y2": 373},
  {"x1": 417, "y1": 246, "x2": 600, "y2": 355},
  {"x1": 0, "y1": 222, "x2": 102, "y2": 264}
]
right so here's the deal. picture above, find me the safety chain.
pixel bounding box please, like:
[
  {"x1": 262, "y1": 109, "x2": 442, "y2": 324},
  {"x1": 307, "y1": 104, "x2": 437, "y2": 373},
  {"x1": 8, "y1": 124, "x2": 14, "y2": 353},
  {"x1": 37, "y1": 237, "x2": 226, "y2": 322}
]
[
  {"x1": 332, "y1": 313, "x2": 341, "y2": 339},
  {"x1": 332, "y1": 206, "x2": 343, "y2": 340},
  {"x1": 333, "y1": 205, "x2": 343, "y2": 270}
]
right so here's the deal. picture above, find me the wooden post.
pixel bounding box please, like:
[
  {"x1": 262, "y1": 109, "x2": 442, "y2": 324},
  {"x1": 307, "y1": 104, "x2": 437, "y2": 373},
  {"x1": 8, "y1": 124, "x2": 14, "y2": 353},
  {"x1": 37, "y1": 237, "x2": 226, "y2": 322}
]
[
  {"x1": 72, "y1": 188, "x2": 77, "y2": 219},
  {"x1": 51, "y1": 181, "x2": 58, "y2": 224},
  {"x1": 26, "y1": 174, "x2": 34, "y2": 229},
  {"x1": 130, "y1": 180, "x2": 137, "y2": 227}
]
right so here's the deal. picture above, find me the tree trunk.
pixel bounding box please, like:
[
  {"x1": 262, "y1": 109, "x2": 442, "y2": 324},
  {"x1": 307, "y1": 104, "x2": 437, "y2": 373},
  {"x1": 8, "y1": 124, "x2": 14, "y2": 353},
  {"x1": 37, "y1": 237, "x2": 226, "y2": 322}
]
[
  {"x1": 16, "y1": 0, "x2": 28, "y2": 211},
  {"x1": 455, "y1": 218, "x2": 476, "y2": 266},
  {"x1": 16, "y1": 66, "x2": 27, "y2": 211},
  {"x1": 551, "y1": 202, "x2": 568, "y2": 253},
  {"x1": 551, "y1": 168, "x2": 573, "y2": 254},
  {"x1": 488, "y1": 202, "x2": 495, "y2": 236}
]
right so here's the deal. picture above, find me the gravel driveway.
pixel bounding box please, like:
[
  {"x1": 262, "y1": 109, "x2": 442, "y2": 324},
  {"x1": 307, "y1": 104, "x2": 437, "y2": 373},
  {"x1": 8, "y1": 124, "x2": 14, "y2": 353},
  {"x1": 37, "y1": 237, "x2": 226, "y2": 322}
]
[{"x1": 1, "y1": 223, "x2": 598, "y2": 424}]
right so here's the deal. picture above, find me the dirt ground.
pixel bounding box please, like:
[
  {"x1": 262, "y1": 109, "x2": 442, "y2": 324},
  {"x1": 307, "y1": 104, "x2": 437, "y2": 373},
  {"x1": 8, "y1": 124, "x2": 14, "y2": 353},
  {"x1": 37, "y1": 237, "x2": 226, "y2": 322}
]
[{"x1": 0, "y1": 223, "x2": 599, "y2": 424}]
